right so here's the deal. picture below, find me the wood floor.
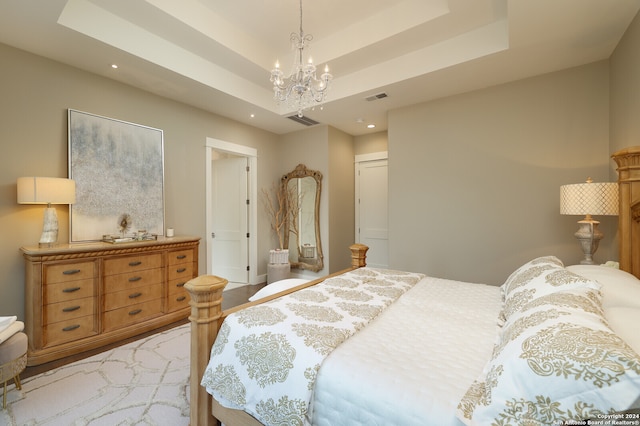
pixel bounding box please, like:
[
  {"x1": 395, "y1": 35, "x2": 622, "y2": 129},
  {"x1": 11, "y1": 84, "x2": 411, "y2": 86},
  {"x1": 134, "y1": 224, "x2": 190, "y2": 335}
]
[{"x1": 21, "y1": 283, "x2": 266, "y2": 379}]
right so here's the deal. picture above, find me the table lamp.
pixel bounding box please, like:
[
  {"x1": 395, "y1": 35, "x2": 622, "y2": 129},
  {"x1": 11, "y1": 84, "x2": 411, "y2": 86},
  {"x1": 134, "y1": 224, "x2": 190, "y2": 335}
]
[
  {"x1": 560, "y1": 177, "x2": 618, "y2": 264},
  {"x1": 17, "y1": 177, "x2": 76, "y2": 247}
]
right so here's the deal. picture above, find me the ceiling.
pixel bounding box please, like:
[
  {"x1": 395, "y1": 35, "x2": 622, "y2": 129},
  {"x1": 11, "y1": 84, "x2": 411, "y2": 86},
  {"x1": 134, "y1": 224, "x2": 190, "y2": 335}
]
[{"x1": 0, "y1": 0, "x2": 639, "y2": 136}]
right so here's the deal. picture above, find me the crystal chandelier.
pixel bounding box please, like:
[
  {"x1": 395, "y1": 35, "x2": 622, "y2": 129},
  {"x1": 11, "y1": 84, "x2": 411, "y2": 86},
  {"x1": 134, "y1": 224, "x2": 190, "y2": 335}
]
[{"x1": 270, "y1": 0, "x2": 332, "y2": 118}]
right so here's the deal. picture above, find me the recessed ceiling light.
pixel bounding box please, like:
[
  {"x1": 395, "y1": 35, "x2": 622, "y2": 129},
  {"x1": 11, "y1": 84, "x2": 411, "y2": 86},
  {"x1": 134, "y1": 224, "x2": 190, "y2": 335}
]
[
  {"x1": 250, "y1": 113, "x2": 255, "y2": 118},
  {"x1": 111, "y1": 64, "x2": 118, "y2": 69},
  {"x1": 367, "y1": 124, "x2": 376, "y2": 129}
]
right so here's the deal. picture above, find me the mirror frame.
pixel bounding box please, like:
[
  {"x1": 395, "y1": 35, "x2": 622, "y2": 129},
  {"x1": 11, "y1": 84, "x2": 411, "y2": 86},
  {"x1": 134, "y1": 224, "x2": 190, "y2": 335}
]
[{"x1": 282, "y1": 164, "x2": 323, "y2": 272}]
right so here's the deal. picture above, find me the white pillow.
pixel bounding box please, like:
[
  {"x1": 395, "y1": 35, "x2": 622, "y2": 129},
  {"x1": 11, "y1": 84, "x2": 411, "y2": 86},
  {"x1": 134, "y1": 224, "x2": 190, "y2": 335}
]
[
  {"x1": 566, "y1": 265, "x2": 640, "y2": 309},
  {"x1": 606, "y1": 306, "x2": 640, "y2": 355},
  {"x1": 248, "y1": 278, "x2": 310, "y2": 302}
]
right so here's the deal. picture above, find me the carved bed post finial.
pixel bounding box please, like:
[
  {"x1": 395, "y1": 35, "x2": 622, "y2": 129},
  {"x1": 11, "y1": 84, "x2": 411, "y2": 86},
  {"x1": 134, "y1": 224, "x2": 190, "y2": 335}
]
[
  {"x1": 349, "y1": 244, "x2": 369, "y2": 268},
  {"x1": 184, "y1": 275, "x2": 228, "y2": 426}
]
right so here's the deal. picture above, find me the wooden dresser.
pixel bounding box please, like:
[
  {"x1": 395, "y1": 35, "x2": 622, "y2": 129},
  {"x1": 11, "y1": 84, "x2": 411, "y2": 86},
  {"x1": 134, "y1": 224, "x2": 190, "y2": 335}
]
[{"x1": 20, "y1": 236, "x2": 199, "y2": 366}]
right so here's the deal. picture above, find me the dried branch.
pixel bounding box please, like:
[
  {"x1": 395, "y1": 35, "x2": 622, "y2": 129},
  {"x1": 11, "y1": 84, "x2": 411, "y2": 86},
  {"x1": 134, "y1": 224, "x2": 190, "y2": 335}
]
[{"x1": 261, "y1": 180, "x2": 303, "y2": 250}]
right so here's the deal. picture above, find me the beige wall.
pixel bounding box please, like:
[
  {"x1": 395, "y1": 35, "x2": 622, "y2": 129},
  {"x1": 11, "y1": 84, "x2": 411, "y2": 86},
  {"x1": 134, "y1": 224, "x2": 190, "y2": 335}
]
[
  {"x1": 354, "y1": 131, "x2": 388, "y2": 155},
  {"x1": 389, "y1": 61, "x2": 614, "y2": 285},
  {"x1": 0, "y1": 43, "x2": 280, "y2": 319},
  {"x1": 328, "y1": 126, "x2": 356, "y2": 272},
  {"x1": 610, "y1": 11, "x2": 640, "y2": 159},
  {"x1": 278, "y1": 125, "x2": 355, "y2": 275}
]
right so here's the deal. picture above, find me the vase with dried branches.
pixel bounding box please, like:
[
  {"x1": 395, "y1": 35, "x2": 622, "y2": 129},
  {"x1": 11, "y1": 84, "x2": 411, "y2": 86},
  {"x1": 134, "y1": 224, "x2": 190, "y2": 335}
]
[
  {"x1": 261, "y1": 181, "x2": 300, "y2": 251},
  {"x1": 261, "y1": 181, "x2": 301, "y2": 282}
]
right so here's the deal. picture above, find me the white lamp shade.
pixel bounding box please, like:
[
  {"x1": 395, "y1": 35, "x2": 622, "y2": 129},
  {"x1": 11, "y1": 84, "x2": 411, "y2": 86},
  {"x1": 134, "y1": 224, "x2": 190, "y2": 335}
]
[
  {"x1": 560, "y1": 180, "x2": 618, "y2": 216},
  {"x1": 17, "y1": 177, "x2": 76, "y2": 205}
]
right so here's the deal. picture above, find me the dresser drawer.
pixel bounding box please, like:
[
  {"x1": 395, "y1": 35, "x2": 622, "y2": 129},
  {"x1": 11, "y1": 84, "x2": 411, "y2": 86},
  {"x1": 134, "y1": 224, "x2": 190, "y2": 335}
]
[
  {"x1": 44, "y1": 261, "x2": 95, "y2": 284},
  {"x1": 168, "y1": 249, "x2": 194, "y2": 266},
  {"x1": 43, "y1": 315, "x2": 97, "y2": 347},
  {"x1": 168, "y1": 263, "x2": 194, "y2": 281},
  {"x1": 45, "y1": 278, "x2": 96, "y2": 304},
  {"x1": 43, "y1": 297, "x2": 95, "y2": 325},
  {"x1": 167, "y1": 290, "x2": 189, "y2": 312},
  {"x1": 103, "y1": 298, "x2": 163, "y2": 332},
  {"x1": 167, "y1": 277, "x2": 189, "y2": 313},
  {"x1": 103, "y1": 253, "x2": 162, "y2": 276},
  {"x1": 103, "y1": 268, "x2": 163, "y2": 294},
  {"x1": 103, "y1": 283, "x2": 162, "y2": 311},
  {"x1": 168, "y1": 277, "x2": 188, "y2": 296}
]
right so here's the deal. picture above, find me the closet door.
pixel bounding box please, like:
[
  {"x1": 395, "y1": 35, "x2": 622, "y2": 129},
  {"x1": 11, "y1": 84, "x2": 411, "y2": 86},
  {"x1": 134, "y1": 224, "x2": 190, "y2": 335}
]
[
  {"x1": 211, "y1": 155, "x2": 249, "y2": 283},
  {"x1": 356, "y1": 156, "x2": 388, "y2": 268}
]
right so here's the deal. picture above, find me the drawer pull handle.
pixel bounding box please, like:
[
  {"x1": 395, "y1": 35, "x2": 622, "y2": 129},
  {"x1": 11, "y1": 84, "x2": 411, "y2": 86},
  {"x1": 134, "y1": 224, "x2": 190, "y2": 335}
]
[
  {"x1": 176, "y1": 255, "x2": 187, "y2": 259},
  {"x1": 176, "y1": 267, "x2": 187, "y2": 273},
  {"x1": 63, "y1": 269, "x2": 81, "y2": 275},
  {"x1": 62, "y1": 305, "x2": 81, "y2": 312},
  {"x1": 129, "y1": 261, "x2": 142, "y2": 266},
  {"x1": 63, "y1": 287, "x2": 81, "y2": 293},
  {"x1": 129, "y1": 276, "x2": 142, "y2": 282},
  {"x1": 129, "y1": 292, "x2": 142, "y2": 299},
  {"x1": 63, "y1": 324, "x2": 80, "y2": 332},
  {"x1": 176, "y1": 296, "x2": 186, "y2": 302},
  {"x1": 176, "y1": 282, "x2": 186, "y2": 288},
  {"x1": 129, "y1": 309, "x2": 142, "y2": 316}
]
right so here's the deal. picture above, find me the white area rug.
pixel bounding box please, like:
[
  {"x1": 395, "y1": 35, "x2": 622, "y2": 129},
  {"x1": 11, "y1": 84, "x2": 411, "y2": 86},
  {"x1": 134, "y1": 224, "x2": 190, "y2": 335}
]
[{"x1": 1, "y1": 324, "x2": 190, "y2": 426}]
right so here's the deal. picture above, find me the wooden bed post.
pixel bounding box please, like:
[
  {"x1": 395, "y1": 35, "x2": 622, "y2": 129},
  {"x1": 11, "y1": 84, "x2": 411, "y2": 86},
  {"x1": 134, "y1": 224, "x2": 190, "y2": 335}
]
[
  {"x1": 184, "y1": 275, "x2": 228, "y2": 426},
  {"x1": 612, "y1": 147, "x2": 640, "y2": 279},
  {"x1": 350, "y1": 243, "x2": 369, "y2": 268}
]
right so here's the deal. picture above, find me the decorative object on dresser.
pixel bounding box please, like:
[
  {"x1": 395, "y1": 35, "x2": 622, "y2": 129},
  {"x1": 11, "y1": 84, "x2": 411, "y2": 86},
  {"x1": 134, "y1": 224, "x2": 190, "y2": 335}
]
[
  {"x1": 560, "y1": 177, "x2": 618, "y2": 264},
  {"x1": 16, "y1": 177, "x2": 76, "y2": 248},
  {"x1": 20, "y1": 236, "x2": 199, "y2": 366},
  {"x1": 68, "y1": 109, "x2": 165, "y2": 242}
]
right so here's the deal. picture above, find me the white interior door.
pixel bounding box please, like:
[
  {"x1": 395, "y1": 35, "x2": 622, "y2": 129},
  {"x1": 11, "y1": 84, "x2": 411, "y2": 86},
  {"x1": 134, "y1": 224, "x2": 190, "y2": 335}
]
[
  {"x1": 212, "y1": 155, "x2": 249, "y2": 283},
  {"x1": 356, "y1": 156, "x2": 389, "y2": 268}
]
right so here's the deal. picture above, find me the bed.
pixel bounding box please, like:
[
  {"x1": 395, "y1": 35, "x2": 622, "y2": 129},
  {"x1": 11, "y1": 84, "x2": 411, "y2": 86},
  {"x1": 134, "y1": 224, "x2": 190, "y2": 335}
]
[{"x1": 185, "y1": 147, "x2": 640, "y2": 426}]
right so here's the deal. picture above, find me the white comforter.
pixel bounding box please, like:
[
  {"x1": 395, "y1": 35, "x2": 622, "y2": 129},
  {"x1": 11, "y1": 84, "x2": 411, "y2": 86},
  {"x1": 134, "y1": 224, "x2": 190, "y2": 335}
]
[
  {"x1": 310, "y1": 276, "x2": 502, "y2": 426},
  {"x1": 202, "y1": 268, "x2": 425, "y2": 425}
]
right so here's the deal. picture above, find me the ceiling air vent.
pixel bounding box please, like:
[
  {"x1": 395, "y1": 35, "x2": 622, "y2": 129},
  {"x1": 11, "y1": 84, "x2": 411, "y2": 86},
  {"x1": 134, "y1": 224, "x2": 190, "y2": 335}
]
[
  {"x1": 287, "y1": 114, "x2": 320, "y2": 126},
  {"x1": 365, "y1": 92, "x2": 388, "y2": 102}
]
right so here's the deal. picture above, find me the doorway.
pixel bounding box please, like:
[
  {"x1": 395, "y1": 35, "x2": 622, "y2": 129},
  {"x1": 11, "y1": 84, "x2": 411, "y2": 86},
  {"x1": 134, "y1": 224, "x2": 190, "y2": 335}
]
[
  {"x1": 355, "y1": 152, "x2": 389, "y2": 268},
  {"x1": 205, "y1": 138, "x2": 258, "y2": 285}
]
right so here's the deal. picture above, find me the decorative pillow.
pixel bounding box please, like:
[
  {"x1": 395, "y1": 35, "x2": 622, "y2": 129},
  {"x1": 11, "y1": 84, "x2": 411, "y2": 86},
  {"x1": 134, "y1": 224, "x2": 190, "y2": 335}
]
[
  {"x1": 501, "y1": 256, "x2": 564, "y2": 298},
  {"x1": 566, "y1": 265, "x2": 640, "y2": 309},
  {"x1": 500, "y1": 257, "x2": 600, "y2": 321},
  {"x1": 457, "y1": 287, "x2": 640, "y2": 426}
]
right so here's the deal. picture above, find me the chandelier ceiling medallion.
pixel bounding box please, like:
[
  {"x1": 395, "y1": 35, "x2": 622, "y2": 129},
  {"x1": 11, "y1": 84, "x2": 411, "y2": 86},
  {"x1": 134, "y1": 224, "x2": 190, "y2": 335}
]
[{"x1": 270, "y1": 0, "x2": 332, "y2": 118}]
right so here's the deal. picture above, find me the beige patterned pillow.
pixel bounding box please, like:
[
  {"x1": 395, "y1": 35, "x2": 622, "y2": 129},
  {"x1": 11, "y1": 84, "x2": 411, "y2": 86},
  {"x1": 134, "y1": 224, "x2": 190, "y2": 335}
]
[
  {"x1": 501, "y1": 256, "x2": 564, "y2": 296},
  {"x1": 457, "y1": 287, "x2": 640, "y2": 426},
  {"x1": 500, "y1": 257, "x2": 600, "y2": 322}
]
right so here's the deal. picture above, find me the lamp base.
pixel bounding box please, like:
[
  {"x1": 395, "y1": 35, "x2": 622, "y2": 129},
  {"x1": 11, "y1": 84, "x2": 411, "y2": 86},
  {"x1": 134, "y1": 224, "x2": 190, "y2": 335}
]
[
  {"x1": 39, "y1": 206, "x2": 59, "y2": 248},
  {"x1": 574, "y1": 219, "x2": 603, "y2": 265}
]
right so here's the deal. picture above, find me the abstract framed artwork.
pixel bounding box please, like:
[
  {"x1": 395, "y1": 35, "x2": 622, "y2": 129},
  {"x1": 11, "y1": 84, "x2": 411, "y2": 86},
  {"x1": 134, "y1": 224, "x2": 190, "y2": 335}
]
[{"x1": 68, "y1": 109, "x2": 165, "y2": 242}]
